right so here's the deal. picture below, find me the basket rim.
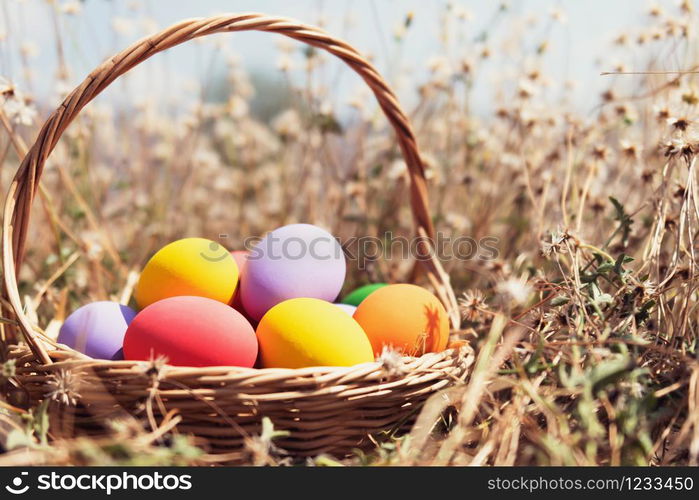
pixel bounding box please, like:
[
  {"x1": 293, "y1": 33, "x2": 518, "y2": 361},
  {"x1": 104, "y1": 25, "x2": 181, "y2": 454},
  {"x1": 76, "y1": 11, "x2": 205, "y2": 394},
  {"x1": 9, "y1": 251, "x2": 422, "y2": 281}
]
[{"x1": 9, "y1": 341, "x2": 473, "y2": 377}]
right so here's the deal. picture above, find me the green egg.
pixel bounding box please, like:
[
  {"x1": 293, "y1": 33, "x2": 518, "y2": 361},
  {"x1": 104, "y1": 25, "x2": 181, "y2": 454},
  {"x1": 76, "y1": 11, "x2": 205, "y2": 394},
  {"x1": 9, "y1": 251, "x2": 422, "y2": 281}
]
[{"x1": 341, "y1": 283, "x2": 388, "y2": 306}]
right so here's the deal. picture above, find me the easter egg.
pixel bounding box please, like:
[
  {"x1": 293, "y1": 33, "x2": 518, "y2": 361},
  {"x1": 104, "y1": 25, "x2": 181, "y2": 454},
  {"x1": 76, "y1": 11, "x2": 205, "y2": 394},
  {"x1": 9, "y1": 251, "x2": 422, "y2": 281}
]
[
  {"x1": 256, "y1": 298, "x2": 373, "y2": 368},
  {"x1": 334, "y1": 303, "x2": 357, "y2": 315},
  {"x1": 230, "y1": 250, "x2": 249, "y2": 312},
  {"x1": 58, "y1": 301, "x2": 137, "y2": 359},
  {"x1": 241, "y1": 224, "x2": 346, "y2": 321},
  {"x1": 341, "y1": 283, "x2": 387, "y2": 306},
  {"x1": 353, "y1": 284, "x2": 449, "y2": 356},
  {"x1": 123, "y1": 296, "x2": 257, "y2": 367},
  {"x1": 231, "y1": 250, "x2": 249, "y2": 275},
  {"x1": 134, "y1": 238, "x2": 238, "y2": 309}
]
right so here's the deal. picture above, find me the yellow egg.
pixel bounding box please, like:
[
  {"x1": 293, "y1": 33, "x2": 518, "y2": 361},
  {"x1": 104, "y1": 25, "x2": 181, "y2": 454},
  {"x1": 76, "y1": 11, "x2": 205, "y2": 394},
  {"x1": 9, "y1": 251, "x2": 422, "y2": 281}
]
[
  {"x1": 134, "y1": 238, "x2": 238, "y2": 309},
  {"x1": 256, "y1": 298, "x2": 374, "y2": 368}
]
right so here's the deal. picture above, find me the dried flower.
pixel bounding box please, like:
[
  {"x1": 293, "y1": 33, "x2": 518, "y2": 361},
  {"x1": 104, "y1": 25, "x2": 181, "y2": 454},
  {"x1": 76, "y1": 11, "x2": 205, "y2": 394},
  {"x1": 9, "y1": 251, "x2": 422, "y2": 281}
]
[
  {"x1": 591, "y1": 145, "x2": 609, "y2": 161},
  {"x1": 377, "y1": 346, "x2": 407, "y2": 378},
  {"x1": 496, "y1": 275, "x2": 534, "y2": 306},
  {"x1": 647, "y1": 3, "x2": 664, "y2": 17},
  {"x1": 46, "y1": 370, "x2": 81, "y2": 406},
  {"x1": 137, "y1": 355, "x2": 169, "y2": 381},
  {"x1": 682, "y1": 88, "x2": 699, "y2": 106},
  {"x1": 667, "y1": 116, "x2": 691, "y2": 132},
  {"x1": 459, "y1": 290, "x2": 488, "y2": 322},
  {"x1": 549, "y1": 7, "x2": 567, "y2": 24},
  {"x1": 61, "y1": 1, "x2": 82, "y2": 15},
  {"x1": 542, "y1": 228, "x2": 578, "y2": 257},
  {"x1": 663, "y1": 137, "x2": 695, "y2": 161},
  {"x1": 654, "y1": 105, "x2": 671, "y2": 123},
  {"x1": 1, "y1": 80, "x2": 37, "y2": 126},
  {"x1": 517, "y1": 79, "x2": 536, "y2": 99},
  {"x1": 620, "y1": 140, "x2": 641, "y2": 160},
  {"x1": 272, "y1": 109, "x2": 302, "y2": 139},
  {"x1": 276, "y1": 54, "x2": 294, "y2": 72},
  {"x1": 226, "y1": 95, "x2": 249, "y2": 119}
]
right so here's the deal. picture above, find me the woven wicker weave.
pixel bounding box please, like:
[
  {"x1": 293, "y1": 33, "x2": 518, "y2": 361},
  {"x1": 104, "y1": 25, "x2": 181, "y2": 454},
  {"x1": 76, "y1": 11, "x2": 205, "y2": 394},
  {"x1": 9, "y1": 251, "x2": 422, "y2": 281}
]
[{"x1": 1, "y1": 13, "x2": 471, "y2": 461}]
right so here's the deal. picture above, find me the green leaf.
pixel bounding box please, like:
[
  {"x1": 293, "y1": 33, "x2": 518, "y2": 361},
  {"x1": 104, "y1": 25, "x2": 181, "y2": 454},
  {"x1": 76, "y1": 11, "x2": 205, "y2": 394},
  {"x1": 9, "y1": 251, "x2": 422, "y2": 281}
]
[
  {"x1": 32, "y1": 400, "x2": 50, "y2": 446},
  {"x1": 588, "y1": 356, "x2": 635, "y2": 393},
  {"x1": 613, "y1": 253, "x2": 634, "y2": 277},
  {"x1": 2, "y1": 359, "x2": 16, "y2": 378},
  {"x1": 635, "y1": 299, "x2": 656, "y2": 324},
  {"x1": 596, "y1": 293, "x2": 614, "y2": 306},
  {"x1": 609, "y1": 197, "x2": 634, "y2": 246},
  {"x1": 550, "y1": 296, "x2": 570, "y2": 306},
  {"x1": 4, "y1": 429, "x2": 36, "y2": 450},
  {"x1": 311, "y1": 112, "x2": 343, "y2": 134},
  {"x1": 596, "y1": 262, "x2": 615, "y2": 274},
  {"x1": 260, "y1": 417, "x2": 290, "y2": 442}
]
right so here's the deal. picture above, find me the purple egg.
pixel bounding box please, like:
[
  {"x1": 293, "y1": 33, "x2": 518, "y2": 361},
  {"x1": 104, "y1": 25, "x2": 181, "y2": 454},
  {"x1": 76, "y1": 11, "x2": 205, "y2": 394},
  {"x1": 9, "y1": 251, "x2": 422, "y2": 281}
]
[
  {"x1": 58, "y1": 301, "x2": 137, "y2": 359},
  {"x1": 241, "y1": 224, "x2": 346, "y2": 321},
  {"x1": 334, "y1": 303, "x2": 357, "y2": 316}
]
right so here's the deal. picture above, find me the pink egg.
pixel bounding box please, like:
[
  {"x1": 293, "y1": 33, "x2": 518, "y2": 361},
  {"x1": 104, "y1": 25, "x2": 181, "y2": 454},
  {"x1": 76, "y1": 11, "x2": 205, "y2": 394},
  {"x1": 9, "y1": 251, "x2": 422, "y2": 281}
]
[
  {"x1": 123, "y1": 296, "x2": 257, "y2": 367},
  {"x1": 230, "y1": 250, "x2": 249, "y2": 312}
]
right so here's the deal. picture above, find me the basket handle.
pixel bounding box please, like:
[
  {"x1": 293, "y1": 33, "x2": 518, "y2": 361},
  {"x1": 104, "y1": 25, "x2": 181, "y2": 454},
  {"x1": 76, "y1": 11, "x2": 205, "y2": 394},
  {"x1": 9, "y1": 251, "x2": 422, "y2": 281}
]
[{"x1": 2, "y1": 13, "x2": 456, "y2": 365}]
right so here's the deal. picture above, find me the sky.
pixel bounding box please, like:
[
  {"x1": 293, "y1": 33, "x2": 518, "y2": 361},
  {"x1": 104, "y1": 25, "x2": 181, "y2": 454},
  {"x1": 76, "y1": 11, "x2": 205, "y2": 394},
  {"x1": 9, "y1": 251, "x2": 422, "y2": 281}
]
[{"x1": 0, "y1": 0, "x2": 682, "y2": 115}]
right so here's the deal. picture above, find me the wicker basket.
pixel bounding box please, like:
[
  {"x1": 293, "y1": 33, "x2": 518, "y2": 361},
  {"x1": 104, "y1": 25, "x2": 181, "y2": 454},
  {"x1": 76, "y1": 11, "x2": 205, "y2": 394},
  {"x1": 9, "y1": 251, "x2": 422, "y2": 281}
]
[{"x1": 1, "y1": 13, "x2": 472, "y2": 461}]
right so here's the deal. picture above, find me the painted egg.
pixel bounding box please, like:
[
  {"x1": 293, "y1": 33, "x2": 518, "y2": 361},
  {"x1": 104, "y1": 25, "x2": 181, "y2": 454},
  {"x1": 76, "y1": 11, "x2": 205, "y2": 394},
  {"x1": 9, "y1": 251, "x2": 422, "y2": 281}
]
[
  {"x1": 256, "y1": 298, "x2": 373, "y2": 368},
  {"x1": 58, "y1": 301, "x2": 137, "y2": 360},
  {"x1": 353, "y1": 284, "x2": 449, "y2": 356},
  {"x1": 334, "y1": 303, "x2": 357, "y2": 315},
  {"x1": 341, "y1": 283, "x2": 387, "y2": 306},
  {"x1": 123, "y1": 296, "x2": 257, "y2": 367},
  {"x1": 134, "y1": 238, "x2": 238, "y2": 309},
  {"x1": 230, "y1": 250, "x2": 249, "y2": 313},
  {"x1": 241, "y1": 224, "x2": 346, "y2": 321}
]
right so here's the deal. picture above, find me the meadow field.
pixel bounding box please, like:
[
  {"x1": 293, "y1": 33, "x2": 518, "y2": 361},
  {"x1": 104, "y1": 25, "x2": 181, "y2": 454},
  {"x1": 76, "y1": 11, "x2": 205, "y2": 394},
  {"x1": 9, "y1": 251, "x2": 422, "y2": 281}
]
[{"x1": 0, "y1": 0, "x2": 697, "y2": 466}]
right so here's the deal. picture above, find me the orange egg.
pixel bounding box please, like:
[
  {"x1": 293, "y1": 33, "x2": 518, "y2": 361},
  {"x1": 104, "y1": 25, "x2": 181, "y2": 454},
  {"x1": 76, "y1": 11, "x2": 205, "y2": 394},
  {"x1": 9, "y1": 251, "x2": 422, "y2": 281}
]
[{"x1": 353, "y1": 284, "x2": 449, "y2": 356}]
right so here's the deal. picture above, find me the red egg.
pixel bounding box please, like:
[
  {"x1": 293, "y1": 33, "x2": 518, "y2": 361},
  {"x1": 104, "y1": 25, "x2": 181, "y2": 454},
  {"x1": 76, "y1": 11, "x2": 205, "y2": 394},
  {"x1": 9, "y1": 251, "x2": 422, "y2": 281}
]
[{"x1": 123, "y1": 296, "x2": 257, "y2": 367}]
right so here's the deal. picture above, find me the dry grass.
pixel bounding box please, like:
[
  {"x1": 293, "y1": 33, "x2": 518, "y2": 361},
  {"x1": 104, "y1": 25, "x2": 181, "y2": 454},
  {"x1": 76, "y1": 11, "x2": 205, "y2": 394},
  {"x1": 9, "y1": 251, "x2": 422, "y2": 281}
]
[{"x1": 1, "y1": 1, "x2": 698, "y2": 465}]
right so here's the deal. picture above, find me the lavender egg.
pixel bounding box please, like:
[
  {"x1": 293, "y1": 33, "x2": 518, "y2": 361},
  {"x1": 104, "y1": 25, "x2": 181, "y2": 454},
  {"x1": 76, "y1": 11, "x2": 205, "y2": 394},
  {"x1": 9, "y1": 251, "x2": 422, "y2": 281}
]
[
  {"x1": 241, "y1": 224, "x2": 346, "y2": 321},
  {"x1": 334, "y1": 303, "x2": 357, "y2": 316},
  {"x1": 58, "y1": 301, "x2": 137, "y2": 359}
]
